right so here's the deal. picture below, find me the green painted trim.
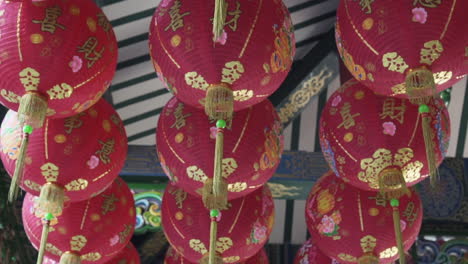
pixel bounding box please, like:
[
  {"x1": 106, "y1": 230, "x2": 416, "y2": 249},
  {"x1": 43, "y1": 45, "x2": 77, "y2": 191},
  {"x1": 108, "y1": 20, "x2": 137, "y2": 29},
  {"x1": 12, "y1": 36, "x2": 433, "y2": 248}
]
[
  {"x1": 114, "y1": 89, "x2": 169, "y2": 109},
  {"x1": 110, "y1": 8, "x2": 156, "y2": 27},
  {"x1": 111, "y1": 73, "x2": 158, "y2": 92},
  {"x1": 293, "y1": 11, "x2": 336, "y2": 31},
  {"x1": 288, "y1": 0, "x2": 329, "y2": 13},
  {"x1": 283, "y1": 200, "x2": 295, "y2": 243},
  {"x1": 118, "y1": 33, "x2": 149, "y2": 48},
  {"x1": 116, "y1": 54, "x2": 151, "y2": 70},
  {"x1": 128, "y1": 127, "x2": 158, "y2": 142},
  {"x1": 314, "y1": 87, "x2": 328, "y2": 152},
  {"x1": 456, "y1": 82, "x2": 468, "y2": 157},
  {"x1": 123, "y1": 107, "x2": 163, "y2": 126}
]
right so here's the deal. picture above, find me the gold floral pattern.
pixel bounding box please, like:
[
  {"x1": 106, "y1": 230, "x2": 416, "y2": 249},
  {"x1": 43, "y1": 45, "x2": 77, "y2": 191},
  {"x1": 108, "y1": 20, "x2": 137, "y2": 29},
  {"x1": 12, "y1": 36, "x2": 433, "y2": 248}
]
[
  {"x1": 1, "y1": 90, "x2": 20, "y2": 103},
  {"x1": 19, "y1": 67, "x2": 40, "y2": 91},
  {"x1": 216, "y1": 237, "x2": 233, "y2": 253},
  {"x1": 184, "y1": 72, "x2": 209, "y2": 90},
  {"x1": 413, "y1": 0, "x2": 441, "y2": 8},
  {"x1": 70, "y1": 235, "x2": 87, "y2": 251},
  {"x1": 360, "y1": 235, "x2": 377, "y2": 253},
  {"x1": 81, "y1": 252, "x2": 102, "y2": 261},
  {"x1": 433, "y1": 71, "x2": 452, "y2": 85},
  {"x1": 221, "y1": 61, "x2": 244, "y2": 84},
  {"x1": 382, "y1": 52, "x2": 408, "y2": 73},
  {"x1": 338, "y1": 253, "x2": 357, "y2": 262},
  {"x1": 316, "y1": 189, "x2": 335, "y2": 215},
  {"x1": 41, "y1": 162, "x2": 59, "y2": 182},
  {"x1": 186, "y1": 165, "x2": 208, "y2": 182},
  {"x1": 222, "y1": 158, "x2": 238, "y2": 178},
  {"x1": 227, "y1": 182, "x2": 247, "y2": 192},
  {"x1": 420, "y1": 40, "x2": 443, "y2": 65},
  {"x1": 65, "y1": 179, "x2": 89, "y2": 191},
  {"x1": 24, "y1": 180, "x2": 42, "y2": 192},
  {"x1": 223, "y1": 256, "x2": 240, "y2": 263},
  {"x1": 379, "y1": 246, "x2": 398, "y2": 258},
  {"x1": 233, "y1": 89, "x2": 253, "y2": 101},
  {"x1": 46, "y1": 243, "x2": 63, "y2": 256},
  {"x1": 47, "y1": 83, "x2": 73, "y2": 99},
  {"x1": 189, "y1": 239, "x2": 207, "y2": 254}
]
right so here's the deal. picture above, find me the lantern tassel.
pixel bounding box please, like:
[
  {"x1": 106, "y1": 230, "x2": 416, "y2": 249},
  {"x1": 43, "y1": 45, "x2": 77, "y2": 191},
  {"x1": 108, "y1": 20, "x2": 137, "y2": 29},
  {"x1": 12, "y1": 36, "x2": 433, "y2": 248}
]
[
  {"x1": 205, "y1": 84, "x2": 234, "y2": 122},
  {"x1": 18, "y1": 92, "x2": 48, "y2": 129},
  {"x1": 199, "y1": 210, "x2": 223, "y2": 264},
  {"x1": 378, "y1": 168, "x2": 410, "y2": 200},
  {"x1": 390, "y1": 199, "x2": 406, "y2": 264},
  {"x1": 420, "y1": 109, "x2": 439, "y2": 186},
  {"x1": 36, "y1": 213, "x2": 54, "y2": 264},
  {"x1": 37, "y1": 183, "x2": 65, "y2": 217},
  {"x1": 357, "y1": 254, "x2": 379, "y2": 264},
  {"x1": 212, "y1": 0, "x2": 227, "y2": 43},
  {"x1": 59, "y1": 252, "x2": 81, "y2": 264},
  {"x1": 8, "y1": 127, "x2": 32, "y2": 203}
]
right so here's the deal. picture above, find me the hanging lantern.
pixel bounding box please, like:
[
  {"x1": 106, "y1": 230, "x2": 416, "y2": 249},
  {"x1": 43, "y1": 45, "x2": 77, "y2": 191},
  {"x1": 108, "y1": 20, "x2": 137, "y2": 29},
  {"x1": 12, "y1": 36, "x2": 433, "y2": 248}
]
[
  {"x1": 164, "y1": 246, "x2": 269, "y2": 264},
  {"x1": 43, "y1": 243, "x2": 140, "y2": 264},
  {"x1": 161, "y1": 185, "x2": 274, "y2": 264},
  {"x1": 306, "y1": 171, "x2": 422, "y2": 264},
  {"x1": 0, "y1": 0, "x2": 117, "y2": 202},
  {"x1": 157, "y1": 96, "x2": 282, "y2": 209},
  {"x1": 294, "y1": 239, "x2": 338, "y2": 264},
  {"x1": 149, "y1": 0, "x2": 295, "y2": 121},
  {"x1": 23, "y1": 178, "x2": 136, "y2": 264},
  {"x1": 319, "y1": 80, "x2": 450, "y2": 196},
  {"x1": 335, "y1": 0, "x2": 468, "y2": 99},
  {"x1": 1, "y1": 98, "x2": 127, "y2": 216}
]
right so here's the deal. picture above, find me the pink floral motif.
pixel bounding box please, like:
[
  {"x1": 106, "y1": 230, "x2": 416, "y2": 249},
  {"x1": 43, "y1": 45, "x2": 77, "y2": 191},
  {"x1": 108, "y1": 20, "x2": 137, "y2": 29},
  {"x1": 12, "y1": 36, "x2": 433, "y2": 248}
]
[
  {"x1": 69, "y1": 56, "x2": 83, "y2": 73},
  {"x1": 110, "y1": 235, "x2": 119, "y2": 246},
  {"x1": 400, "y1": 220, "x2": 407, "y2": 231},
  {"x1": 412, "y1": 7, "x2": 427, "y2": 24},
  {"x1": 382, "y1": 122, "x2": 396, "y2": 136},
  {"x1": 160, "y1": 0, "x2": 171, "y2": 7},
  {"x1": 331, "y1": 95, "x2": 342, "y2": 107},
  {"x1": 210, "y1": 126, "x2": 218, "y2": 139},
  {"x1": 216, "y1": 211, "x2": 222, "y2": 222},
  {"x1": 262, "y1": 196, "x2": 273, "y2": 215},
  {"x1": 87, "y1": 155, "x2": 99, "y2": 169},
  {"x1": 318, "y1": 215, "x2": 336, "y2": 234},
  {"x1": 251, "y1": 220, "x2": 267, "y2": 243},
  {"x1": 214, "y1": 30, "x2": 227, "y2": 45}
]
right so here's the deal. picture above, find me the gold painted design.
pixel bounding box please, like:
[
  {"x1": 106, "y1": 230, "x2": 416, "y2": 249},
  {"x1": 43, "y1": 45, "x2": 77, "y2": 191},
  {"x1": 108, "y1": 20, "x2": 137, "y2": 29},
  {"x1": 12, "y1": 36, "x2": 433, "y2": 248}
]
[
  {"x1": 221, "y1": 61, "x2": 244, "y2": 84},
  {"x1": 238, "y1": 0, "x2": 262, "y2": 58},
  {"x1": 30, "y1": 33, "x2": 44, "y2": 44},
  {"x1": 118, "y1": 224, "x2": 133, "y2": 243},
  {"x1": 81, "y1": 252, "x2": 102, "y2": 261},
  {"x1": 368, "y1": 207, "x2": 379, "y2": 216},
  {"x1": 87, "y1": 17, "x2": 97, "y2": 32},
  {"x1": 338, "y1": 253, "x2": 357, "y2": 262},
  {"x1": 433, "y1": 71, "x2": 452, "y2": 85},
  {"x1": 232, "y1": 107, "x2": 252, "y2": 153},
  {"x1": 69, "y1": 6, "x2": 80, "y2": 15},
  {"x1": 344, "y1": 132, "x2": 354, "y2": 142},
  {"x1": 379, "y1": 247, "x2": 398, "y2": 258},
  {"x1": 64, "y1": 112, "x2": 85, "y2": 134},
  {"x1": 24, "y1": 180, "x2": 41, "y2": 191},
  {"x1": 95, "y1": 139, "x2": 115, "y2": 164},
  {"x1": 343, "y1": 1, "x2": 379, "y2": 55},
  {"x1": 46, "y1": 243, "x2": 62, "y2": 256},
  {"x1": 222, "y1": 158, "x2": 238, "y2": 178},
  {"x1": 32, "y1": 6, "x2": 65, "y2": 34},
  {"x1": 70, "y1": 235, "x2": 87, "y2": 251},
  {"x1": 358, "y1": 192, "x2": 364, "y2": 232},
  {"x1": 233, "y1": 89, "x2": 253, "y2": 101},
  {"x1": 380, "y1": 98, "x2": 406, "y2": 124},
  {"x1": 338, "y1": 102, "x2": 360, "y2": 129},
  {"x1": 391, "y1": 83, "x2": 406, "y2": 95},
  {"x1": 413, "y1": 0, "x2": 441, "y2": 8},
  {"x1": 368, "y1": 192, "x2": 388, "y2": 207},
  {"x1": 92, "y1": 170, "x2": 110, "y2": 182},
  {"x1": 16, "y1": 3, "x2": 23, "y2": 61},
  {"x1": 216, "y1": 237, "x2": 233, "y2": 253},
  {"x1": 47, "y1": 83, "x2": 73, "y2": 99},
  {"x1": 73, "y1": 66, "x2": 105, "y2": 89},
  {"x1": 184, "y1": 72, "x2": 209, "y2": 90},
  {"x1": 358, "y1": 0, "x2": 375, "y2": 14},
  {"x1": 359, "y1": 148, "x2": 423, "y2": 189},
  {"x1": 420, "y1": 40, "x2": 443, "y2": 65},
  {"x1": 186, "y1": 165, "x2": 208, "y2": 182},
  {"x1": 65, "y1": 179, "x2": 88, "y2": 191},
  {"x1": 362, "y1": 17, "x2": 374, "y2": 30},
  {"x1": 224, "y1": 1, "x2": 241, "y2": 31},
  {"x1": 54, "y1": 134, "x2": 66, "y2": 143},
  {"x1": 170, "y1": 35, "x2": 181, "y2": 47},
  {"x1": 360, "y1": 235, "x2": 377, "y2": 253},
  {"x1": 382, "y1": 52, "x2": 409, "y2": 73},
  {"x1": 402, "y1": 202, "x2": 418, "y2": 226},
  {"x1": 228, "y1": 197, "x2": 245, "y2": 233},
  {"x1": 171, "y1": 103, "x2": 191, "y2": 129},
  {"x1": 154, "y1": 21, "x2": 180, "y2": 69},
  {"x1": 164, "y1": 0, "x2": 190, "y2": 32},
  {"x1": 19, "y1": 67, "x2": 40, "y2": 91},
  {"x1": 80, "y1": 200, "x2": 91, "y2": 230},
  {"x1": 101, "y1": 194, "x2": 119, "y2": 215},
  {"x1": 223, "y1": 256, "x2": 240, "y2": 263},
  {"x1": 189, "y1": 239, "x2": 207, "y2": 254},
  {"x1": 267, "y1": 183, "x2": 301, "y2": 198},
  {"x1": 227, "y1": 182, "x2": 247, "y2": 192},
  {"x1": 78, "y1": 37, "x2": 104, "y2": 68},
  {"x1": 1, "y1": 89, "x2": 20, "y2": 103},
  {"x1": 169, "y1": 187, "x2": 187, "y2": 209},
  {"x1": 41, "y1": 162, "x2": 59, "y2": 182}
]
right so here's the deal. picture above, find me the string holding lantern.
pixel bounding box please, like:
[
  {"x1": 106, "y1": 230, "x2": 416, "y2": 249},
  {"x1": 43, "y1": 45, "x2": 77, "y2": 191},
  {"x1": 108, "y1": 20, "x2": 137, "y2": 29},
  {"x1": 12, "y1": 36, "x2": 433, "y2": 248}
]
[
  {"x1": 319, "y1": 80, "x2": 450, "y2": 197},
  {"x1": 157, "y1": 96, "x2": 283, "y2": 210},
  {"x1": 294, "y1": 239, "x2": 339, "y2": 264},
  {"x1": 161, "y1": 184, "x2": 274, "y2": 264},
  {"x1": 335, "y1": 0, "x2": 466, "y2": 183},
  {"x1": 0, "y1": 0, "x2": 118, "y2": 201},
  {"x1": 165, "y1": 246, "x2": 269, "y2": 264},
  {"x1": 306, "y1": 171, "x2": 423, "y2": 264},
  {"x1": 23, "y1": 178, "x2": 136, "y2": 264}
]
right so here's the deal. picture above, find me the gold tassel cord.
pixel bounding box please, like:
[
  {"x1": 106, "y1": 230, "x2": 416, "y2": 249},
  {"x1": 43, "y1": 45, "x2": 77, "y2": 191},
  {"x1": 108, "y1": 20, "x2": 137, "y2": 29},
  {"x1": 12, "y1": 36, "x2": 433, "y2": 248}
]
[
  {"x1": 36, "y1": 213, "x2": 54, "y2": 264},
  {"x1": 37, "y1": 183, "x2": 66, "y2": 217},
  {"x1": 8, "y1": 126, "x2": 32, "y2": 203},
  {"x1": 198, "y1": 209, "x2": 224, "y2": 264},
  {"x1": 59, "y1": 252, "x2": 81, "y2": 264},
  {"x1": 390, "y1": 199, "x2": 406, "y2": 264},
  {"x1": 212, "y1": 0, "x2": 227, "y2": 42},
  {"x1": 205, "y1": 84, "x2": 234, "y2": 122},
  {"x1": 378, "y1": 168, "x2": 411, "y2": 200},
  {"x1": 420, "y1": 107, "x2": 439, "y2": 186},
  {"x1": 202, "y1": 178, "x2": 228, "y2": 210}
]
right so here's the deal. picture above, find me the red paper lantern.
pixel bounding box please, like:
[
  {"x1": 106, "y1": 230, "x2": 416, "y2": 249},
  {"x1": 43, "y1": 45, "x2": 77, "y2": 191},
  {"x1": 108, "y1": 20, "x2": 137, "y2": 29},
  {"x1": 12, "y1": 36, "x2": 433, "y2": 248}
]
[
  {"x1": 306, "y1": 171, "x2": 422, "y2": 264},
  {"x1": 0, "y1": 0, "x2": 117, "y2": 121},
  {"x1": 319, "y1": 80, "x2": 450, "y2": 194},
  {"x1": 149, "y1": 0, "x2": 295, "y2": 120},
  {"x1": 335, "y1": 0, "x2": 468, "y2": 99},
  {"x1": 164, "y1": 246, "x2": 269, "y2": 264},
  {"x1": 43, "y1": 243, "x2": 140, "y2": 264},
  {"x1": 161, "y1": 185, "x2": 274, "y2": 263},
  {"x1": 294, "y1": 239, "x2": 338, "y2": 264},
  {"x1": 157, "y1": 96, "x2": 283, "y2": 202},
  {"x1": 1, "y1": 98, "x2": 127, "y2": 216},
  {"x1": 23, "y1": 178, "x2": 136, "y2": 264}
]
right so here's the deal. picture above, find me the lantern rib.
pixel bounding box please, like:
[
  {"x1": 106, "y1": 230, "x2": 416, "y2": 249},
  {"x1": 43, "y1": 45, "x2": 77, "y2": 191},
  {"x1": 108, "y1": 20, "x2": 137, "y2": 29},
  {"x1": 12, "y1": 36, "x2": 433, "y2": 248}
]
[
  {"x1": 232, "y1": 107, "x2": 252, "y2": 153},
  {"x1": 343, "y1": 0, "x2": 379, "y2": 56},
  {"x1": 154, "y1": 21, "x2": 180, "y2": 69},
  {"x1": 92, "y1": 169, "x2": 110, "y2": 182},
  {"x1": 238, "y1": 0, "x2": 263, "y2": 58},
  {"x1": 331, "y1": 132, "x2": 357, "y2": 162},
  {"x1": 16, "y1": 3, "x2": 23, "y2": 62},
  {"x1": 45, "y1": 119, "x2": 49, "y2": 160},
  {"x1": 80, "y1": 200, "x2": 91, "y2": 230},
  {"x1": 358, "y1": 192, "x2": 364, "y2": 232},
  {"x1": 407, "y1": 113, "x2": 421, "y2": 147},
  {"x1": 228, "y1": 196, "x2": 246, "y2": 233},
  {"x1": 440, "y1": 0, "x2": 457, "y2": 40},
  {"x1": 73, "y1": 67, "x2": 105, "y2": 89}
]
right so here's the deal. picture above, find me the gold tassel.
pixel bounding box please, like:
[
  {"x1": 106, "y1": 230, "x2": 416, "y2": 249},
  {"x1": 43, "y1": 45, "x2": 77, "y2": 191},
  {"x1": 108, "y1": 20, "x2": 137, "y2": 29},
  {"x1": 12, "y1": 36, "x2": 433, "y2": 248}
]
[
  {"x1": 8, "y1": 126, "x2": 31, "y2": 203},
  {"x1": 36, "y1": 213, "x2": 54, "y2": 264},
  {"x1": 205, "y1": 84, "x2": 233, "y2": 121},
  {"x1": 199, "y1": 254, "x2": 223, "y2": 264},
  {"x1": 59, "y1": 252, "x2": 81, "y2": 264},
  {"x1": 378, "y1": 168, "x2": 411, "y2": 200},
  {"x1": 357, "y1": 254, "x2": 379, "y2": 264},
  {"x1": 18, "y1": 92, "x2": 48, "y2": 129},
  {"x1": 37, "y1": 183, "x2": 65, "y2": 217},
  {"x1": 390, "y1": 199, "x2": 406, "y2": 264},
  {"x1": 420, "y1": 108, "x2": 438, "y2": 186},
  {"x1": 202, "y1": 178, "x2": 228, "y2": 210},
  {"x1": 212, "y1": 0, "x2": 227, "y2": 42}
]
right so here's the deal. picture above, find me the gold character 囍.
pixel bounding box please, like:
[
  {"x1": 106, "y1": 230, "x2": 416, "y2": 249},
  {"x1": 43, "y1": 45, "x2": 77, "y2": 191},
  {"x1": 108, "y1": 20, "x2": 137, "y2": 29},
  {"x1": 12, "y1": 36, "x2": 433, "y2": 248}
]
[
  {"x1": 171, "y1": 103, "x2": 191, "y2": 130},
  {"x1": 64, "y1": 112, "x2": 85, "y2": 134},
  {"x1": 356, "y1": 0, "x2": 375, "y2": 14},
  {"x1": 78, "y1": 37, "x2": 105, "y2": 68},
  {"x1": 95, "y1": 139, "x2": 115, "y2": 164},
  {"x1": 164, "y1": 0, "x2": 190, "y2": 32},
  {"x1": 379, "y1": 98, "x2": 406, "y2": 124},
  {"x1": 337, "y1": 102, "x2": 360, "y2": 129},
  {"x1": 32, "y1": 6, "x2": 65, "y2": 34},
  {"x1": 101, "y1": 194, "x2": 119, "y2": 215}
]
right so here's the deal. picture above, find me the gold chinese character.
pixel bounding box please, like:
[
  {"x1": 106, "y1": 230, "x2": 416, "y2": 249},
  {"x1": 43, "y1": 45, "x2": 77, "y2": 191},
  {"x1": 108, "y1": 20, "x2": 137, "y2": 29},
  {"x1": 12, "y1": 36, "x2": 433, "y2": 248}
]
[
  {"x1": 77, "y1": 37, "x2": 105, "y2": 68},
  {"x1": 368, "y1": 193, "x2": 387, "y2": 207},
  {"x1": 164, "y1": 0, "x2": 190, "y2": 32},
  {"x1": 402, "y1": 202, "x2": 418, "y2": 226},
  {"x1": 95, "y1": 139, "x2": 115, "y2": 164},
  {"x1": 380, "y1": 98, "x2": 406, "y2": 124},
  {"x1": 97, "y1": 13, "x2": 111, "y2": 38},
  {"x1": 171, "y1": 103, "x2": 191, "y2": 130},
  {"x1": 413, "y1": 0, "x2": 441, "y2": 8},
  {"x1": 355, "y1": 0, "x2": 375, "y2": 14},
  {"x1": 64, "y1": 112, "x2": 85, "y2": 134},
  {"x1": 101, "y1": 194, "x2": 119, "y2": 215},
  {"x1": 337, "y1": 102, "x2": 360, "y2": 129},
  {"x1": 32, "y1": 6, "x2": 65, "y2": 34},
  {"x1": 118, "y1": 224, "x2": 133, "y2": 243},
  {"x1": 225, "y1": 1, "x2": 241, "y2": 31},
  {"x1": 169, "y1": 187, "x2": 187, "y2": 209}
]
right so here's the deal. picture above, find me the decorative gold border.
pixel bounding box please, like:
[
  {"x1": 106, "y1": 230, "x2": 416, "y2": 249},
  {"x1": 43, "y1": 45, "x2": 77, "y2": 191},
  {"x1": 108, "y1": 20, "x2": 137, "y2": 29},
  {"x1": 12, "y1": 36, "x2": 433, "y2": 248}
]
[
  {"x1": 80, "y1": 199, "x2": 91, "y2": 230},
  {"x1": 232, "y1": 107, "x2": 252, "y2": 153},
  {"x1": 440, "y1": 0, "x2": 457, "y2": 40},
  {"x1": 238, "y1": 0, "x2": 263, "y2": 58},
  {"x1": 155, "y1": 19, "x2": 181, "y2": 69},
  {"x1": 16, "y1": 3, "x2": 23, "y2": 62},
  {"x1": 228, "y1": 196, "x2": 246, "y2": 233}
]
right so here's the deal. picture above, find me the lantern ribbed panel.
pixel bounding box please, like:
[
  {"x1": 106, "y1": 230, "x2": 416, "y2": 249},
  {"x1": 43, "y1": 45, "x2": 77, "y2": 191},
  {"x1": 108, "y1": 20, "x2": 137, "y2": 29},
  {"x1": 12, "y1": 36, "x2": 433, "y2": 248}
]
[
  {"x1": 335, "y1": 0, "x2": 468, "y2": 98},
  {"x1": 0, "y1": 0, "x2": 117, "y2": 117},
  {"x1": 0, "y1": 99, "x2": 127, "y2": 202},
  {"x1": 319, "y1": 80, "x2": 450, "y2": 191},
  {"x1": 164, "y1": 246, "x2": 269, "y2": 264},
  {"x1": 149, "y1": 0, "x2": 295, "y2": 111},
  {"x1": 157, "y1": 96, "x2": 283, "y2": 200},
  {"x1": 306, "y1": 171, "x2": 422, "y2": 264},
  {"x1": 23, "y1": 178, "x2": 136, "y2": 263},
  {"x1": 294, "y1": 239, "x2": 337, "y2": 264},
  {"x1": 161, "y1": 185, "x2": 274, "y2": 263}
]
